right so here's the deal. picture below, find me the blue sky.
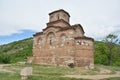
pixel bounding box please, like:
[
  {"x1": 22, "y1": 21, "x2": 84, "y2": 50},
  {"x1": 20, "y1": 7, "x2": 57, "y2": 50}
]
[
  {"x1": 0, "y1": 30, "x2": 35, "y2": 45},
  {"x1": 0, "y1": 0, "x2": 120, "y2": 45}
]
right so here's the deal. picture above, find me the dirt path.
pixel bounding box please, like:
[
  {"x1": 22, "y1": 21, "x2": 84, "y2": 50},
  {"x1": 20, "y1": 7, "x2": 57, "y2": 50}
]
[
  {"x1": 64, "y1": 74, "x2": 120, "y2": 80},
  {"x1": 0, "y1": 64, "x2": 14, "y2": 73}
]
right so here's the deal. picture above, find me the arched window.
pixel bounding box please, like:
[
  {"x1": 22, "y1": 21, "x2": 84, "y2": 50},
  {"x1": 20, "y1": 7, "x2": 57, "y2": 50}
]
[
  {"x1": 37, "y1": 37, "x2": 42, "y2": 45},
  {"x1": 47, "y1": 32, "x2": 55, "y2": 45},
  {"x1": 57, "y1": 14, "x2": 59, "y2": 20},
  {"x1": 60, "y1": 34, "x2": 67, "y2": 47}
]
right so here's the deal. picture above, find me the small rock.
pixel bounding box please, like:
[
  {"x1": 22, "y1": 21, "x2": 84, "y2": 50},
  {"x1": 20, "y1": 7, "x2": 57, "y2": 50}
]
[
  {"x1": 20, "y1": 67, "x2": 32, "y2": 80},
  {"x1": 18, "y1": 62, "x2": 26, "y2": 65},
  {"x1": 89, "y1": 63, "x2": 94, "y2": 69}
]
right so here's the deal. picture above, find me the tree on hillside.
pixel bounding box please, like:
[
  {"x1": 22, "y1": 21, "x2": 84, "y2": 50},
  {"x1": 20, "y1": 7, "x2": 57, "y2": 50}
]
[
  {"x1": 94, "y1": 41, "x2": 109, "y2": 65},
  {"x1": 103, "y1": 34, "x2": 119, "y2": 65}
]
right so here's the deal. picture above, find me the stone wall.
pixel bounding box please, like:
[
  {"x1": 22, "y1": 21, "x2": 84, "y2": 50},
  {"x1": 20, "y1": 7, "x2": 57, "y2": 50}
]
[
  {"x1": 32, "y1": 39, "x2": 94, "y2": 67},
  {"x1": 31, "y1": 9, "x2": 94, "y2": 68},
  {"x1": 49, "y1": 10, "x2": 69, "y2": 23}
]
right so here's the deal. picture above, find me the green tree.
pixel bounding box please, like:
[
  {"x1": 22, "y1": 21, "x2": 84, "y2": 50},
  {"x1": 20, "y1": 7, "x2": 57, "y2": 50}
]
[
  {"x1": 94, "y1": 41, "x2": 109, "y2": 65},
  {"x1": 104, "y1": 34, "x2": 119, "y2": 65}
]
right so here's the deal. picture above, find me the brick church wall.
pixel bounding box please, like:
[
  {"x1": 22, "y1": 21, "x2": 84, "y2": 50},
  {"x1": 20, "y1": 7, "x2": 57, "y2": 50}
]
[{"x1": 30, "y1": 9, "x2": 94, "y2": 68}]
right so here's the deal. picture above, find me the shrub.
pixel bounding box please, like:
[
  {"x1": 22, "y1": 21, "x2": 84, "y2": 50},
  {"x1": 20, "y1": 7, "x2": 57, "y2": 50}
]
[{"x1": 0, "y1": 54, "x2": 11, "y2": 64}]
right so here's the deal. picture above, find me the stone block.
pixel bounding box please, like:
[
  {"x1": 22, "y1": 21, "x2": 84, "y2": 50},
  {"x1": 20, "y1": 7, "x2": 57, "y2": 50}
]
[{"x1": 20, "y1": 67, "x2": 32, "y2": 80}]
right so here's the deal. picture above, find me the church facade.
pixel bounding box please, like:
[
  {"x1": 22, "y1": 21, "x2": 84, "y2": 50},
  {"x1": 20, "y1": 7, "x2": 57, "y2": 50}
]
[{"x1": 32, "y1": 9, "x2": 94, "y2": 67}]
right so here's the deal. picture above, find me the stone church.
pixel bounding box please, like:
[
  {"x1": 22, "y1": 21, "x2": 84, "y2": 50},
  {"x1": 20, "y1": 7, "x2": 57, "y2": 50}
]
[{"x1": 31, "y1": 9, "x2": 94, "y2": 67}]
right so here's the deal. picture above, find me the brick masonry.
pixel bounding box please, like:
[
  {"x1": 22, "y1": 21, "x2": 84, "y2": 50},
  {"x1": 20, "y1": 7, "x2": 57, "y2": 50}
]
[{"x1": 30, "y1": 9, "x2": 94, "y2": 67}]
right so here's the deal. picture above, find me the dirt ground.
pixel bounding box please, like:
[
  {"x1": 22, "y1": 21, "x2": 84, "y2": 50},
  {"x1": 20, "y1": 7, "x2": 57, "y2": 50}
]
[{"x1": 64, "y1": 74, "x2": 120, "y2": 80}]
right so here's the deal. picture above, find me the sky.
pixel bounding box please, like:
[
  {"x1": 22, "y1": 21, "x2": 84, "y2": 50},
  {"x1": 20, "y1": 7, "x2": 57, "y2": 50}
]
[{"x1": 0, "y1": 0, "x2": 120, "y2": 45}]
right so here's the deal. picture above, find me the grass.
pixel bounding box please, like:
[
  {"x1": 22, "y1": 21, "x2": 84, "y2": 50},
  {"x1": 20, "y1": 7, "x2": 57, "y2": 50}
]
[
  {"x1": 0, "y1": 72, "x2": 20, "y2": 80},
  {"x1": 32, "y1": 64, "x2": 100, "y2": 75},
  {"x1": 101, "y1": 77, "x2": 120, "y2": 80},
  {"x1": 0, "y1": 63, "x2": 120, "y2": 80},
  {"x1": 27, "y1": 76, "x2": 90, "y2": 80},
  {"x1": 95, "y1": 64, "x2": 120, "y2": 74}
]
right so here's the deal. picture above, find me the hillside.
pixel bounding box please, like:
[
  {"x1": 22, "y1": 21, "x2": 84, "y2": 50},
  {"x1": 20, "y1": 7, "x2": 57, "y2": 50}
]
[
  {"x1": 0, "y1": 38, "x2": 120, "y2": 66},
  {"x1": 0, "y1": 38, "x2": 33, "y2": 63}
]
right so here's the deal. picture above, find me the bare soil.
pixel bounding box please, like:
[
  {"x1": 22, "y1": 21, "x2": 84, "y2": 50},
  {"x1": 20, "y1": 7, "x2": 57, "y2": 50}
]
[{"x1": 64, "y1": 74, "x2": 120, "y2": 80}]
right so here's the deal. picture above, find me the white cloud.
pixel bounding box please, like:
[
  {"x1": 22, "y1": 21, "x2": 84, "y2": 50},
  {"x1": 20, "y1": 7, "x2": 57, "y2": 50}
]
[{"x1": 0, "y1": 0, "x2": 120, "y2": 40}]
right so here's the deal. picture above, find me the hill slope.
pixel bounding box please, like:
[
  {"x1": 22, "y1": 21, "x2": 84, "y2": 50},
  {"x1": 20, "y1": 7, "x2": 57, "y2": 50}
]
[{"x1": 0, "y1": 38, "x2": 33, "y2": 63}]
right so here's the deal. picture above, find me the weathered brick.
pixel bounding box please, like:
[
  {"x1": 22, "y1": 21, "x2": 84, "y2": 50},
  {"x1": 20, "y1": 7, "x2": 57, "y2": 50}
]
[{"x1": 29, "y1": 9, "x2": 94, "y2": 68}]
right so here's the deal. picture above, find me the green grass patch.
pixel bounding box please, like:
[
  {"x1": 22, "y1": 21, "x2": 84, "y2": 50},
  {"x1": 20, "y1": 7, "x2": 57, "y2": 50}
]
[
  {"x1": 0, "y1": 72, "x2": 20, "y2": 80},
  {"x1": 101, "y1": 77, "x2": 120, "y2": 80},
  {"x1": 27, "y1": 76, "x2": 91, "y2": 80}
]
